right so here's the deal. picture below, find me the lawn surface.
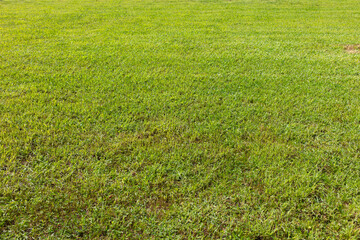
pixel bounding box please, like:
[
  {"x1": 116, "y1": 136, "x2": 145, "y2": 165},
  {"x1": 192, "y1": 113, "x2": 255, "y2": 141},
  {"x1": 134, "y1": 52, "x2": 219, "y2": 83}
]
[{"x1": 1, "y1": 0, "x2": 360, "y2": 238}]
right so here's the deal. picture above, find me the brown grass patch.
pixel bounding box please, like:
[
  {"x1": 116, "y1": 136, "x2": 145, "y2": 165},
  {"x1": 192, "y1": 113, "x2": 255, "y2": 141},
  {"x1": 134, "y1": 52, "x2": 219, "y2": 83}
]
[
  {"x1": 146, "y1": 198, "x2": 171, "y2": 219},
  {"x1": 344, "y1": 44, "x2": 360, "y2": 54}
]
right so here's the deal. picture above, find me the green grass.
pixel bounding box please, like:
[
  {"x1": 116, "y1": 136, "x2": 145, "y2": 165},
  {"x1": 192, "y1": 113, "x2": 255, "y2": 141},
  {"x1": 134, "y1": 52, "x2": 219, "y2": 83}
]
[{"x1": 1, "y1": 0, "x2": 360, "y2": 238}]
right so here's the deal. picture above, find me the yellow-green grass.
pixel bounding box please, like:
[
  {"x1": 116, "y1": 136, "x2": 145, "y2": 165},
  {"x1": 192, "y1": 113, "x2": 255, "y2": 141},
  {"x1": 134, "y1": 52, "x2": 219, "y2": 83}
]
[{"x1": 1, "y1": 0, "x2": 360, "y2": 238}]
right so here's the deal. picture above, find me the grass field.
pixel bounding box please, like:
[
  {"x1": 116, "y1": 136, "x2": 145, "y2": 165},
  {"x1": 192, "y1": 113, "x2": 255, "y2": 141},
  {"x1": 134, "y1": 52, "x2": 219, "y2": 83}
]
[{"x1": 1, "y1": 0, "x2": 360, "y2": 238}]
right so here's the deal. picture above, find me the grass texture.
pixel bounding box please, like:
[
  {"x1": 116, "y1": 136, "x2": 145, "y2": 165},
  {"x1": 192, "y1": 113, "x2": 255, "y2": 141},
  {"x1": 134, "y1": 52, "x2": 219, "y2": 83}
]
[{"x1": 1, "y1": 0, "x2": 360, "y2": 238}]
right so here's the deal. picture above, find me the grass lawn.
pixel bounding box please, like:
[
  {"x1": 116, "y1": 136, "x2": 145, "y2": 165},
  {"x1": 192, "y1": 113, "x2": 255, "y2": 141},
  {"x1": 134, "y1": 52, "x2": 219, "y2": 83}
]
[{"x1": 1, "y1": 0, "x2": 360, "y2": 238}]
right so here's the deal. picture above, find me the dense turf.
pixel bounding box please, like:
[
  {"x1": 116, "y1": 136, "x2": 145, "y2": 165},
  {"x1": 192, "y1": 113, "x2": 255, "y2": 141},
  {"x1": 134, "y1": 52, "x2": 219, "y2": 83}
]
[{"x1": 1, "y1": 0, "x2": 360, "y2": 238}]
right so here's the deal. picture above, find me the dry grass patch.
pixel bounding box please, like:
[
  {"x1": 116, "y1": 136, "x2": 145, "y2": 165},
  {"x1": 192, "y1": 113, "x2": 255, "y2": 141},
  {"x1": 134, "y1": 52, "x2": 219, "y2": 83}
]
[{"x1": 344, "y1": 44, "x2": 360, "y2": 54}]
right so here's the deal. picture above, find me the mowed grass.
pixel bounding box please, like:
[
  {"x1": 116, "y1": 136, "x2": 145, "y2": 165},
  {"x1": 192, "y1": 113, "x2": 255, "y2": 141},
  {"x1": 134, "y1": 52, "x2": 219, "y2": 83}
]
[{"x1": 1, "y1": 0, "x2": 360, "y2": 238}]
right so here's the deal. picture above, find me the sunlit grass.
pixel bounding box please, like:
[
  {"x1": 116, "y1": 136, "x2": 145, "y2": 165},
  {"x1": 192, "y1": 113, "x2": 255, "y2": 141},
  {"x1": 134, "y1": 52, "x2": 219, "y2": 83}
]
[{"x1": 1, "y1": 0, "x2": 360, "y2": 238}]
